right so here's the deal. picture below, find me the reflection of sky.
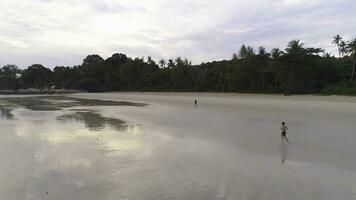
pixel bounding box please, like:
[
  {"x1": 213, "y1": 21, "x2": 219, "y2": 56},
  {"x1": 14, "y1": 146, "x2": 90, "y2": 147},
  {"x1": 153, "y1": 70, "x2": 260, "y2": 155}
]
[
  {"x1": 9, "y1": 105, "x2": 159, "y2": 199},
  {"x1": 17, "y1": 116, "x2": 150, "y2": 168},
  {"x1": 14, "y1": 110, "x2": 141, "y2": 143},
  {"x1": 56, "y1": 111, "x2": 130, "y2": 132},
  {"x1": 3, "y1": 97, "x2": 356, "y2": 199},
  {"x1": 10, "y1": 105, "x2": 149, "y2": 172}
]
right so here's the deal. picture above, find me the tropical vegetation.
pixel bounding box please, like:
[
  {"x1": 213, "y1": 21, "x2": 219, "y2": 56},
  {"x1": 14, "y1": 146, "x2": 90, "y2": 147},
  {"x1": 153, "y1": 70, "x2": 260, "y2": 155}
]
[{"x1": 1, "y1": 36, "x2": 356, "y2": 95}]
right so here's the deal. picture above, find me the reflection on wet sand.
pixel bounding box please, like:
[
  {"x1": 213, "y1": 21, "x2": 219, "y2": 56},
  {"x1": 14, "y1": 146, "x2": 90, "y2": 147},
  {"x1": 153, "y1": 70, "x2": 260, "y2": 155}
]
[
  {"x1": 57, "y1": 111, "x2": 130, "y2": 132},
  {"x1": 3, "y1": 94, "x2": 356, "y2": 200},
  {"x1": 2, "y1": 96, "x2": 147, "y2": 111},
  {"x1": 0, "y1": 105, "x2": 13, "y2": 120},
  {"x1": 280, "y1": 142, "x2": 288, "y2": 164}
]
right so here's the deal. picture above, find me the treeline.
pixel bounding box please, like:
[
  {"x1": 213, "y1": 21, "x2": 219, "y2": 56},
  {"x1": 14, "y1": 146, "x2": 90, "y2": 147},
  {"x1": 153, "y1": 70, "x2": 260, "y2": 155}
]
[{"x1": 1, "y1": 36, "x2": 356, "y2": 95}]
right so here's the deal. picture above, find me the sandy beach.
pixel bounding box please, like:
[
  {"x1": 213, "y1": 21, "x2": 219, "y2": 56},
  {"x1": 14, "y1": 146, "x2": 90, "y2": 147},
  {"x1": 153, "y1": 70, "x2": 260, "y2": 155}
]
[{"x1": 1, "y1": 92, "x2": 356, "y2": 200}]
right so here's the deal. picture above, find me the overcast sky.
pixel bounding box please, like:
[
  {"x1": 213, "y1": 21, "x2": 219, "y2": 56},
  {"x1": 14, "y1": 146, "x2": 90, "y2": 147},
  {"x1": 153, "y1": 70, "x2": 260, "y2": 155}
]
[{"x1": 1, "y1": 0, "x2": 356, "y2": 68}]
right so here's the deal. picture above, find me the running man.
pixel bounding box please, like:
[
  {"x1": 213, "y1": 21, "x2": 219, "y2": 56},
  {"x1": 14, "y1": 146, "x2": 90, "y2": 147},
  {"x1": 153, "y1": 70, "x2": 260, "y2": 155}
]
[{"x1": 280, "y1": 122, "x2": 289, "y2": 142}]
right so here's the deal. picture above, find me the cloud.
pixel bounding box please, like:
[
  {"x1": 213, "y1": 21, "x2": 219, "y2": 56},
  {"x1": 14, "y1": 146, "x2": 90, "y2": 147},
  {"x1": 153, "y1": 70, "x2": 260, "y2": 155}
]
[{"x1": 0, "y1": 0, "x2": 355, "y2": 68}]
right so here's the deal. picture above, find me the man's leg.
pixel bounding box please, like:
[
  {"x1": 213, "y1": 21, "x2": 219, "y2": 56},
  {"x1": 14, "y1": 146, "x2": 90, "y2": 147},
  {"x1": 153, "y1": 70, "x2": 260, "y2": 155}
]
[{"x1": 284, "y1": 135, "x2": 289, "y2": 143}]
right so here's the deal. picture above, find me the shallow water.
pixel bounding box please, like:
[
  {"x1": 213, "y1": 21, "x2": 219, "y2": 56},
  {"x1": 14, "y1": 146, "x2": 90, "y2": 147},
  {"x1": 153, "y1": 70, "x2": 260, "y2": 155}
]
[{"x1": 1, "y1": 93, "x2": 356, "y2": 200}]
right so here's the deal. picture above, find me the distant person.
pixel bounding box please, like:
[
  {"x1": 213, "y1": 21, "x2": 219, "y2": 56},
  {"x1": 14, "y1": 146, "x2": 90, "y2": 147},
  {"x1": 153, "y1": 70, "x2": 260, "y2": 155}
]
[
  {"x1": 280, "y1": 122, "x2": 289, "y2": 142},
  {"x1": 194, "y1": 99, "x2": 197, "y2": 106}
]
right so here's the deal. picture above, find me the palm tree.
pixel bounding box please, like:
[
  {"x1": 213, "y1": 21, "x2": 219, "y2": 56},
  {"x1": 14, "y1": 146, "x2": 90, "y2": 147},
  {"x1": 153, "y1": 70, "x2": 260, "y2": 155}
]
[
  {"x1": 167, "y1": 59, "x2": 174, "y2": 68},
  {"x1": 246, "y1": 46, "x2": 255, "y2": 57},
  {"x1": 347, "y1": 39, "x2": 356, "y2": 82},
  {"x1": 285, "y1": 40, "x2": 304, "y2": 54},
  {"x1": 258, "y1": 46, "x2": 267, "y2": 56},
  {"x1": 340, "y1": 41, "x2": 347, "y2": 57},
  {"x1": 270, "y1": 48, "x2": 283, "y2": 90},
  {"x1": 257, "y1": 46, "x2": 269, "y2": 91},
  {"x1": 271, "y1": 48, "x2": 282, "y2": 60},
  {"x1": 232, "y1": 53, "x2": 238, "y2": 61},
  {"x1": 332, "y1": 35, "x2": 343, "y2": 57},
  {"x1": 238, "y1": 44, "x2": 248, "y2": 58},
  {"x1": 159, "y1": 59, "x2": 166, "y2": 68}
]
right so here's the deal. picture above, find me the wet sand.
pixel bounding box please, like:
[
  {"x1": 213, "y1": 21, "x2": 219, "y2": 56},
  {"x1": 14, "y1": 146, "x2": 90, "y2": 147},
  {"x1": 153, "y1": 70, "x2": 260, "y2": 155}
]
[{"x1": 1, "y1": 93, "x2": 356, "y2": 200}]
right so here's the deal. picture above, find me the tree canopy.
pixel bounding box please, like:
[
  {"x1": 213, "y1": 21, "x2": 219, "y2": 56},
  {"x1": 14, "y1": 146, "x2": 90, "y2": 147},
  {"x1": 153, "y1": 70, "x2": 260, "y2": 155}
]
[{"x1": 1, "y1": 37, "x2": 356, "y2": 95}]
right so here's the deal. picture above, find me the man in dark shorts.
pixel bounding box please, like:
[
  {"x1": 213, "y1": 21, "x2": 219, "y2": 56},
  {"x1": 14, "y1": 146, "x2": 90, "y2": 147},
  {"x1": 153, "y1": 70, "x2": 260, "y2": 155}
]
[{"x1": 280, "y1": 122, "x2": 289, "y2": 142}]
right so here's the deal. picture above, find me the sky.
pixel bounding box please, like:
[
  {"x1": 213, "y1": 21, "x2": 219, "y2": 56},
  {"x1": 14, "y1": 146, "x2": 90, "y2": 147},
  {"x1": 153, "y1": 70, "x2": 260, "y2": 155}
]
[{"x1": 0, "y1": 0, "x2": 356, "y2": 68}]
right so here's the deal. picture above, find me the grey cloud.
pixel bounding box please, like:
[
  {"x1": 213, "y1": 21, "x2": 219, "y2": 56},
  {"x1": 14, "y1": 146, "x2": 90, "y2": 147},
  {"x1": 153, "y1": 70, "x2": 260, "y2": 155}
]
[
  {"x1": 0, "y1": 0, "x2": 356, "y2": 67},
  {"x1": 155, "y1": 0, "x2": 356, "y2": 62}
]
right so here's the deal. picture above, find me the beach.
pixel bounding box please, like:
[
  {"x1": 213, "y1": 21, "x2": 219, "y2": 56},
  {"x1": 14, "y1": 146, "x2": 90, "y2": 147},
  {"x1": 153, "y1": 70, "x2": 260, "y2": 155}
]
[{"x1": 1, "y1": 92, "x2": 356, "y2": 200}]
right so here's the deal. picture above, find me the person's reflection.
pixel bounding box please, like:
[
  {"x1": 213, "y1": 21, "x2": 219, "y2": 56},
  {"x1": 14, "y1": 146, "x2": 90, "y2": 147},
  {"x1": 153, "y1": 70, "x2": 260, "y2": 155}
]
[
  {"x1": 0, "y1": 106, "x2": 13, "y2": 120},
  {"x1": 280, "y1": 142, "x2": 288, "y2": 164}
]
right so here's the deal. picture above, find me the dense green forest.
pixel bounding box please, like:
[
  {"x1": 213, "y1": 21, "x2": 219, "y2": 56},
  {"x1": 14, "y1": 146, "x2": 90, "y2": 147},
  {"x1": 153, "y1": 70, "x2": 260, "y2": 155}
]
[{"x1": 1, "y1": 36, "x2": 356, "y2": 95}]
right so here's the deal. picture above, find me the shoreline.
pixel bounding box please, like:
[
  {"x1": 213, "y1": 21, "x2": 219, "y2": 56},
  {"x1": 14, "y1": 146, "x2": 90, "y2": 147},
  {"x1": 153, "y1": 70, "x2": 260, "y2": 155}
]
[
  {"x1": 2, "y1": 90, "x2": 356, "y2": 103},
  {"x1": 76, "y1": 91, "x2": 356, "y2": 103},
  {"x1": 0, "y1": 89, "x2": 83, "y2": 95}
]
